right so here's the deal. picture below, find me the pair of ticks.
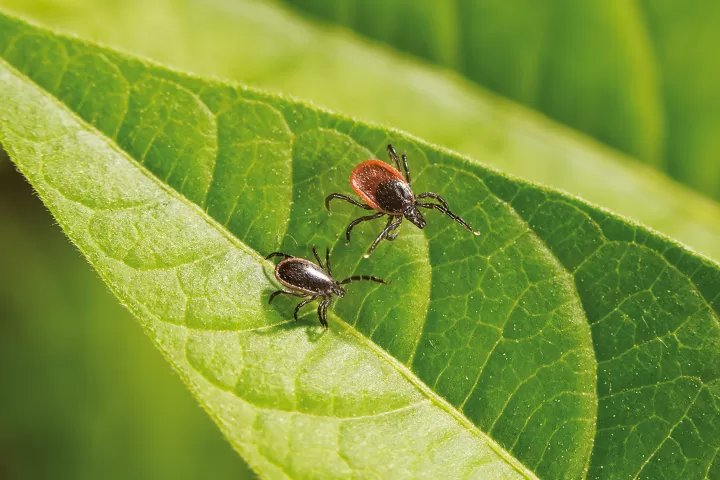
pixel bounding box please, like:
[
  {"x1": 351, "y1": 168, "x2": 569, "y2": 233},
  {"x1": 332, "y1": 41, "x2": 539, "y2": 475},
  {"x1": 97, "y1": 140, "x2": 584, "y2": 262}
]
[{"x1": 266, "y1": 144, "x2": 479, "y2": 328}]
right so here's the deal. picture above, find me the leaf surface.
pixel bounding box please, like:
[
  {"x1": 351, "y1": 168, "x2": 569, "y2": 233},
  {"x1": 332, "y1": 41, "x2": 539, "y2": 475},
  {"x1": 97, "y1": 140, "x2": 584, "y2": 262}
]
[{"x1": 0, "y1": 11, "x2": 718, "y2": 479}]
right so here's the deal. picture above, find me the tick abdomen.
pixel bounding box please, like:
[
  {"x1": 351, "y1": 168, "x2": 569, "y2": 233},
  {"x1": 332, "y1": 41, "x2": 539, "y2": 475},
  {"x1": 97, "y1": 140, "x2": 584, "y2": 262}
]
[{"x1": 276, "y1": 259, "x2": 334, "y2": 294}]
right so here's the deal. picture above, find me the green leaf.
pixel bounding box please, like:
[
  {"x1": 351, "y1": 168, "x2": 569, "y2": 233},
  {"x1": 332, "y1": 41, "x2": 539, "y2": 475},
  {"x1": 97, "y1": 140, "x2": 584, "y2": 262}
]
[
  {"x1": 0, "y1": 11, "x2": 718, "y2": 479},
  {"x1": 282, "y1": 0, "x2": 720, "y2": 200},
  {"x1": 3, "y1": 0, "x2": 720, "y2": 262}
]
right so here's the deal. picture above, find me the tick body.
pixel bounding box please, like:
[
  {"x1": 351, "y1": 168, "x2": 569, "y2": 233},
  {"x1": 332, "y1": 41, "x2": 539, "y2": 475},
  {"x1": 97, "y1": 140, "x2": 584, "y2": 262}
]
[
  {"x1": 266, "y1": 246, "x2": 388, "y2": 329},
  {"x1": 326, "y1": 144, "x2": 480, "y2": 256}
]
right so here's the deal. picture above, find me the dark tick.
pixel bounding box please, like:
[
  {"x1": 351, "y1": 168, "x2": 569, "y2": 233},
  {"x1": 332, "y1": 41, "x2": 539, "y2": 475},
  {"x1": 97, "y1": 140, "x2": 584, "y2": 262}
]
[
  {"x1": 325, "y1": 144, "x2": 480, "y2": 256},
  {"x1": 266, "y1": 246, "x2": 389, "y2": 329}
]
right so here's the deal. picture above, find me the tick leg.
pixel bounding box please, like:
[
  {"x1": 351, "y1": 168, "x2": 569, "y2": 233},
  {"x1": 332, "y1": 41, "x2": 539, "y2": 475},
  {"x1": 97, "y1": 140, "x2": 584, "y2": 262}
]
[
  {"x1": 416, "y1": 192, "x2": 449, "y2": 210},
  {"x1": 312, "y1": 245, "x2": 324, "y2": 268},
  {"x1": 387, "y1": 144, "x2": 411, "y2": 185},
  {"x1": 266, "y1": 252, "x2": 293, "y2": 261},
  {"x1": 345, "y1": 212, "x2": 385, "y2": 243},
  {"x1": 387, "y1": 144, "x2": 402, "y2": 171},
  {"x1": 416, "y1": 201, "x2": 480, "y2": 235},
  {"x1": 367, "y1": 216, "x2": 403, "y2": 255},
  {"x1": 294, "y1": 296, "x2": 317, "y2": 321},
  {"x1": 269, "y1": 290, "x2": 305, "y2": 304},
  {"x1": 384, "y1": 215, "x2": 402, "y2": 241},
  {"x1": 321, "y1": 296, "x2": 332, "y2": 329},
  {"x1": 325, "y1": 247, "x2": 332, "y2": 276},
  {"x1": 316, "y1": 297, "x2": 329, "y2": 329},
  {"x1": 339, "y1": 275, "x2": 389, "y2": 285},
  {"x1": 401, "y1": 152, "x2": 411, "y2": 186},
  {"x1": 325, "y1": 193, "x2": 373, "y2": 212}
]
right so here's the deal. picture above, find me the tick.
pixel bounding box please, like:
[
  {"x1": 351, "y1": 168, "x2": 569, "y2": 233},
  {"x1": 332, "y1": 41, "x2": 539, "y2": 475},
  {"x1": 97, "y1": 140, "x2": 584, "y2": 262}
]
[
  {"x1": 325, "y1": 144, "x2": 480, "y2": 256},
  {"x1": 266, "y1": 246, "x2": 389, "y2": 329}
]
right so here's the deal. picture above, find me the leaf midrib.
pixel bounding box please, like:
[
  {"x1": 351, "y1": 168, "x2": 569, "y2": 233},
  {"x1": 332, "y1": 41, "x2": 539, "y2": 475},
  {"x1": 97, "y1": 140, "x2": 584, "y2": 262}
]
[{"x1": 0, "y1": 54, "x2": 540, "y2": 479}]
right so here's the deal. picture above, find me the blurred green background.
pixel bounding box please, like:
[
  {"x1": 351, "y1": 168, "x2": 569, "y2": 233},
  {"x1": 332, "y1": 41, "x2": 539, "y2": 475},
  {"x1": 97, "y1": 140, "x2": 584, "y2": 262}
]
[
  {"x1": 283, "y1": 0, "x2": 720, "y2": 200},
  {"x1": 1, "y1": 0, "x2": 719, "y2": 478}
]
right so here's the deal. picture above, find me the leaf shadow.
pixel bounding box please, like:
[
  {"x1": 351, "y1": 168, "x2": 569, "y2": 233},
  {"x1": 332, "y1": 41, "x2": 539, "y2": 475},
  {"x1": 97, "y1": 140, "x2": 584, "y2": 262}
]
[{"x1": 260, "y1": 285, "x2": 327, "y2": 342}]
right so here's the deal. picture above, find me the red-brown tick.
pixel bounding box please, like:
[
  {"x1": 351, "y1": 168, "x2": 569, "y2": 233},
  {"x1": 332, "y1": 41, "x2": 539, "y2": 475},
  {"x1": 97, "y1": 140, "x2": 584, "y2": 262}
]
[
  {"x1": 326, "y1": 144, "x2": 480, "y2": 256},
  {"x1": 266, "y1": 246, "x2": 389, "y2": 329}
]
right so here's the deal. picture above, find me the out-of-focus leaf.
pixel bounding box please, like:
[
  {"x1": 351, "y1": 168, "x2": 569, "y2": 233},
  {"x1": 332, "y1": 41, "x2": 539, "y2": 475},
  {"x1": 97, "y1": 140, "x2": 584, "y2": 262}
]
[
  {"x1": 638, "y1": 1, "x2": 720, "y2": 198},
  {"x1": 1, "y1": 11, "x2": 719, "y2": 479},
  {"x1": 283, "y1": 0, "x2": 720, "y2": 200},
  {"x1": 2, "y1": 0, "x2": 719, "y2": 262},
  {"x1": 0, "y1": 146, "x2": 9, "y2": 170}
]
